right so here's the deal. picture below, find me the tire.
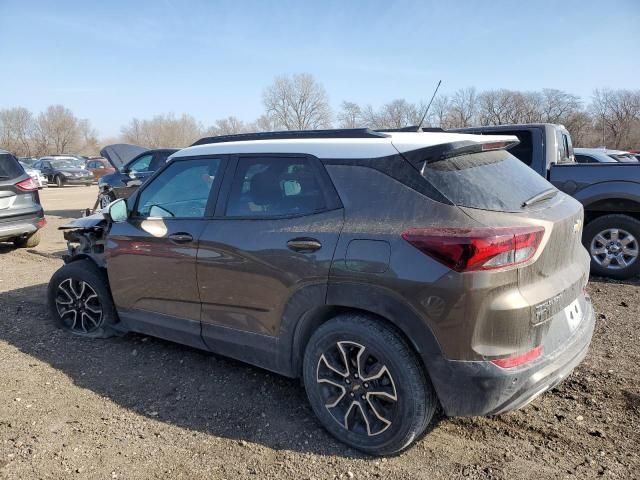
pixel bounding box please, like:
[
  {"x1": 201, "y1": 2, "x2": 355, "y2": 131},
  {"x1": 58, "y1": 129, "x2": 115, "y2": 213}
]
[
  {"x1": 583, "y1": 214, "x2": 640, "y2": 280},
  {"x1": 55, "y1": 175, "x2": 65, "y2": 188},
  {"x1": 303, "y1": 314, "x2": 436, "y2": 456},
  {"x1": 98, "y1": 192, "x2": 116, "y2": 210},
  {"x1": 47, "y1": 259, "x2": 119, "y2": 338},
  {"x1": 13, "y1": 230, "x2": 41, "y2": 248}
]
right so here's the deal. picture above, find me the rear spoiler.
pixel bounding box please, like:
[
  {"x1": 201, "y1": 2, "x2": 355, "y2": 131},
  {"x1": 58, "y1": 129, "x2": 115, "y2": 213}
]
[{"x1": 401, "y1": 137, "x2": 520, "y2": 165}]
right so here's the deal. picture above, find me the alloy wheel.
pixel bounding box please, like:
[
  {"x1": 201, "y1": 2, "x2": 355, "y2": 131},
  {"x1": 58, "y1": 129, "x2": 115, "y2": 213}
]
[
  {"x1": 316, "y1": 341, "x2": 398, "y2": 436},
  {"x1": 99, "y1": 193, "x2": 113, "y2": 209},
  {"x1": 590, "y1": 228, "x2": 639, "y2": 270},
  {"x1": 54, "y1": 278, "x2": 103, "y2": 334}
]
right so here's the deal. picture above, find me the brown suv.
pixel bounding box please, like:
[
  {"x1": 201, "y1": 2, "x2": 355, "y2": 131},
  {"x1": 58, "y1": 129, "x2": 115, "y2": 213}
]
[{"x1": 48, "y1": 129, "x2": 595, "y2": 455}]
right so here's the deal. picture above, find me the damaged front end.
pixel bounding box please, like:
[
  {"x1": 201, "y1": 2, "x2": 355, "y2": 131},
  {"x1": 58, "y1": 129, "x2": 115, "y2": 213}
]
[{"x1": 59, "y1": 212, "x2": 111, "y2": 267}]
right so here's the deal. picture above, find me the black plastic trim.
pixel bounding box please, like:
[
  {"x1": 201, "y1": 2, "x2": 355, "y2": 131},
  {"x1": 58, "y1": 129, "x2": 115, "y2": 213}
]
[
  {"x1": 321, "y1": 153, "x2": 452, "y2": 205},
  {"x1": 191, "y1": 128, "x2": 389, "y2": 146}
]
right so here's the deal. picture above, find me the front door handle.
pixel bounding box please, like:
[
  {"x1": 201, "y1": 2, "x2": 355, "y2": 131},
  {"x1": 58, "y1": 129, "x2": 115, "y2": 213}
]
[
  {"x1": 168, "y1": 232, "x2": 193, "y2": 244},
  {"x1": 287, "y1": 237, "x2": 322, "y2": 252}
]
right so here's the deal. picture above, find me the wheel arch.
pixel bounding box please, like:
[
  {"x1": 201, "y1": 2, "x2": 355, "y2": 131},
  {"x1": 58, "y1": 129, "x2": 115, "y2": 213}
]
[
  {"x1": 65, "y1": 252, "x2": 106, "y2": 270},
  {"x1": 287, "y1": 283, "x2": 443, "y2": 380},
  {"x1": 583, "y1": 197, "x2": 640, "y2": 224}
]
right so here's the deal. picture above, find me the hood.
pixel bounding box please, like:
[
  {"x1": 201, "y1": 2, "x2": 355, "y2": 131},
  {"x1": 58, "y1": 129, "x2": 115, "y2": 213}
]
[
  {"x1": 59, "y1": 212, "x2": 107, "y2": 230},
  {"x1": 100, "y1": 144, "x2": 149, "y2": 171}
]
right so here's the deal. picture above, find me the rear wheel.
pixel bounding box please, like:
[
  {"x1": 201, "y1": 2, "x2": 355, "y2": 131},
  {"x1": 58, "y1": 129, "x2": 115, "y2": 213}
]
[
  {"x1": 584, "y1": 214, "x2": 640, "y2": 279},
  {"x1": 13, "y1": 230, "x2": 41, "y2": 248},
  {"x1": 48, "y1": 260, "x2": 118, "y2": 338},
  {"x1": 55, "y1": 175, "x2": 65, "y2": 188},
  {"x1": 303, "y1": 314, "x2": 436, "y2": 456}
]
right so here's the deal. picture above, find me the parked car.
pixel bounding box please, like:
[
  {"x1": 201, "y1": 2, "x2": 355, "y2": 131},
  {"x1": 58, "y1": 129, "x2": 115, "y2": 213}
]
[
  {"x1": 452, "y1": 124, "x2": 640, "y2": 279},
  {"x1": 96, "y1": 144, "x2": 178, "y2": 209},
  {"x1": 0, "y1": 150, "x2": 45, "y2": 247},
  {"x1": 34, "y1": 156, "x2": 94, "y2": 187},
  {"x1": 574, "y1": 148, "x2": 619, "y2": 163},
  {"x1": 49, "y1": 129, "x2": 595, "y2": 455},
  {"x1": 84, "y1": 157, "x2": 115, "y2": 182},
  {"x1": 605, "y1": 149, "x2": 639, "y2": 163},
  {"x1": 19, "y1": 161, "x2": 48, "y2": 188},
  {"x1": 18, "y1": 157, "x2": 39, "y2": 167}
]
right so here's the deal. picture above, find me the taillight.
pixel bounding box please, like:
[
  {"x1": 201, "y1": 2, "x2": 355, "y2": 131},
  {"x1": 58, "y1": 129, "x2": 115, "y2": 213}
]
[
  {"x1": 481, "y1": 141, "x2": 516, "y2": 151},
  {"x1": 491, "y1": 345, "x2": 543, "y2": 368},
  {"x1": 15, "y1": 177, "x2": 39, "y2": 192},
  {"x1": 401, "y1": 226, "x2": 544, "y2": 272},
  {"x1": 36, "y1": 218, "x2": 47, "y2": 228}
]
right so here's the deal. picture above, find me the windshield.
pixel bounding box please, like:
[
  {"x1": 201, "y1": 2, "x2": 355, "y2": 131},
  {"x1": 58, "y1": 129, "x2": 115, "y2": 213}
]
[
  {"x1": 419, "y1": 149, "x2": 556, "y2": 212},
  {"x1": 50, "y1": 158, "x2": 85, "y2": 168}
]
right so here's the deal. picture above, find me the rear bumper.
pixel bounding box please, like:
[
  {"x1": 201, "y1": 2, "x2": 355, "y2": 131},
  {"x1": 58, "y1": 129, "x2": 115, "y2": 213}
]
[
  {"x1": 428, "y1": 296, "x2": 595, "y2": 417},
  {"x1": 0, "y1": 211, "x2": 45, "y2": 241}
]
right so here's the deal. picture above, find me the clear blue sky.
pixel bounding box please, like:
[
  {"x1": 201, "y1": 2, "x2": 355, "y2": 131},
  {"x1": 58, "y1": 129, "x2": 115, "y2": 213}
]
[{"x1": 1, "y1": 0, "x2": 639, "y2": 137}]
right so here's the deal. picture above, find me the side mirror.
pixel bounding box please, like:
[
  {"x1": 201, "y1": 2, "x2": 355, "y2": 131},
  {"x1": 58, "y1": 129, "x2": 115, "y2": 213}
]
[{"x1": 107, "y1": 198, "x2": 129, "y2": 223}]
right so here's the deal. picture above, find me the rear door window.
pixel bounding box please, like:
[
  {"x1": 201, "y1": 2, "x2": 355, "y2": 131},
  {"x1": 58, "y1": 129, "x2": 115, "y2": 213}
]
[
  {"x1": 419, "y1": 150, "x2": 556, "y2": 212},
  {"x1": 225, "y1": 156, "x2": 327, "y2": 217},
  {"x1": 0, "y1": 153, "x2": 25, "y2": 179}
]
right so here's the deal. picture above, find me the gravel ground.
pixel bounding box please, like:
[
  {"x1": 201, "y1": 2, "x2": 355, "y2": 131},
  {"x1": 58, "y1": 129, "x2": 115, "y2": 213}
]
[{"x1": 0, "y1": 186, "x2": 638, "y2": 479}]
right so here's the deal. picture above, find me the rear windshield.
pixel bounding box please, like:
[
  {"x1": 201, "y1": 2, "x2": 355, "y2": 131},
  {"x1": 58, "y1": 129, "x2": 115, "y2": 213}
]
[
  {"x1": 0, "y1": 153, "x2": 25, "y2": 179},
  {"x1": 420, "y1": 150, "x2": 556, "y2": 212}
]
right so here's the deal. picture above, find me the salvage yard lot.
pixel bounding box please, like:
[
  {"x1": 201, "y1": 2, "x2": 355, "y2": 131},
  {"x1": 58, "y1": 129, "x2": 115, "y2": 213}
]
[{"x1": 0, "y1": 186, "x2": 638, "y2": 479}]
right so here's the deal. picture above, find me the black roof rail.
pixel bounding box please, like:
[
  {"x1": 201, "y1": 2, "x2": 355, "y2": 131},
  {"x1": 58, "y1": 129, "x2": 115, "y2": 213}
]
[
  {"x1": 375, "y1": 126, "x2": 445, "y2": 133},
  {"x1": 190, "y1": 128, "x2": 389, "y2": 147}
]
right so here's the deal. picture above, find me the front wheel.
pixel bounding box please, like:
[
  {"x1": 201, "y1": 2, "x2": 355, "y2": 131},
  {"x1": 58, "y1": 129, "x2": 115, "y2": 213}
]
[
  {"x1": 584, "y1": 214, "x2": 640, "y2": 279},
  {"x1": 48, "y1": 259, "x2": 119, "y2": 338},
  {"x1": 98, "y1": 191, "x2": 116, "y2": 209},
  {"x1": 55, "y1": 175, "x2": 65, "y2": 188},
  {"x1": 303, "y1": 314, "x2": 436, "y2": 456}
]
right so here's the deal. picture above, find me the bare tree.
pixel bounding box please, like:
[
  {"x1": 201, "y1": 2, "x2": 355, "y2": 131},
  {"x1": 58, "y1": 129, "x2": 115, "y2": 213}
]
[
  {"x1": 0, "y1": 107, "x2": 34, "y2": 156},
  {"x1": 448, "y1": 88, "x2": 478, "y2": 127},
  {"x1": 540, "y1": 89, "x2": 582, "y2": 123},
  {"x1": 428, "y1": 95, "x2": 451, "y2": 128},
  {"x1": 356, "y1": 99, "x2": 422, "y2": 129},
  {"x1": 590, "y1": 88, "x2": 640, "y2": 149},
  {"x1": 337, "y1": 101, "x2": 362, "y2": 128},
  {"x1": 120, "y1": 113, "x2": 204, "y2": 148},
  {"x1": 33, "y1": 105, "x2": 80, "y2": 154},
  {"x1": 206, "y1": 116, "x2": 248, "y2": 136},
  {"x1": 262, "y1": 74, "x2": 332, "y2": 130},
  {"x1": 477, "y1": 89, "x2": 515, "y2": 126}
]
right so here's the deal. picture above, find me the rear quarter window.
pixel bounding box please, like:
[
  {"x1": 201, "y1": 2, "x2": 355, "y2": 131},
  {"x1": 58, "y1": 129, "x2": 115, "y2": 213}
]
[
  {"x1": 0, "y1": 153, "x2": 25, "y2": 179},
  {"x1": 420, "y1": 150, "x2": 555, "y2": 212}
]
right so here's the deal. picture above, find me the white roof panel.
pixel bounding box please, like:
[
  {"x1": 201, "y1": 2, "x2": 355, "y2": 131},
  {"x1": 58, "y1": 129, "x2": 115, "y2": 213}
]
[{"x1": 171, "y1": 131, "x2": 520, "y2": 160}]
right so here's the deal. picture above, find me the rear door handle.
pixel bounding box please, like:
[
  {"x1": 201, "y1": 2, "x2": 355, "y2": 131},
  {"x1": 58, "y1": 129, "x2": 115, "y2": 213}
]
[
  {"x1": 287, "y1": 238, "x2": 322, "y2": 252},
  {"x1": 168, "y1": 232, "x2": 193, "y2": 244}
]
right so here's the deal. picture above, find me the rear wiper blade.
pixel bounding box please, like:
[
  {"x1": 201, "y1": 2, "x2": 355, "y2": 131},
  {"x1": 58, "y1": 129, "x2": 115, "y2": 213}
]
[
  {"x1": 522, "y1": 188, "x2": 557, "y2": 208},
  {"x1": 0, "y1": 175, "x2": 11, "y2": 179}
]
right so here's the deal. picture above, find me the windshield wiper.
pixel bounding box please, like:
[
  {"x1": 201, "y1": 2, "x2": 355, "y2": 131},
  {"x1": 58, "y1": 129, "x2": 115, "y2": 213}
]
[{"x1": 522, "y1": 188, "x2": 557, "y2": 208}]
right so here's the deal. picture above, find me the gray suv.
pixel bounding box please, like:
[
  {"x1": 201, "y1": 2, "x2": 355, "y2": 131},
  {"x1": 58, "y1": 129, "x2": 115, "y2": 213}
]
[
  {"x1": 0, "y1": 150, "x2": 45, "y2": 247},
  {"x1": 48, "y1": 129, "x2": 595, "y2": 455}
]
